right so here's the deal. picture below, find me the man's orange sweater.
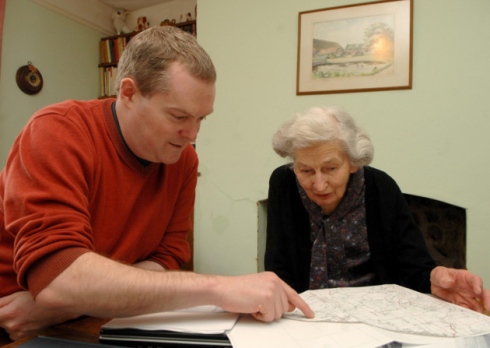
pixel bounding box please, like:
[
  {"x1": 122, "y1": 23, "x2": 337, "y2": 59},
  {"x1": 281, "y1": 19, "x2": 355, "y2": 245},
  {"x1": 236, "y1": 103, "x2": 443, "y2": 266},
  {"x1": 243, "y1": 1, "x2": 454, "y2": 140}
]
[{"x1": 0, "y1": 99, "x2": 196, "y2": 297}]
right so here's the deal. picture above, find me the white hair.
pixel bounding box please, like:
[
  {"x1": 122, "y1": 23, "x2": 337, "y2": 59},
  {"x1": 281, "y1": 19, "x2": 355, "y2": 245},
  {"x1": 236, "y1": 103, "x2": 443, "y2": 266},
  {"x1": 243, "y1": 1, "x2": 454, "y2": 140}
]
[{"x1": 272, "y1": 106, "x2": 374, "y2": 166}]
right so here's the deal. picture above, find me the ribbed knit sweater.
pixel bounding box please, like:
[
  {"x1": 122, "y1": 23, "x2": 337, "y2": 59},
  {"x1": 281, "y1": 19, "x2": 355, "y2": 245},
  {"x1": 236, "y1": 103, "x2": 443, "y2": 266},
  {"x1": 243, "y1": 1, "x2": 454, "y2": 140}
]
[{"x1": 0, "y1": 99, "x2": 196, "y2": 297}]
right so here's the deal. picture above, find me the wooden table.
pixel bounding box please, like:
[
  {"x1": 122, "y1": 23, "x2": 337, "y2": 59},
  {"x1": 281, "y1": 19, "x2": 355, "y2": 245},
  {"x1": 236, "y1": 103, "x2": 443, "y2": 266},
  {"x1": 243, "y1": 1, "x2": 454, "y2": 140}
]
[{"x1": 0, "y1": 317, "x2": 110, "y2": 347}]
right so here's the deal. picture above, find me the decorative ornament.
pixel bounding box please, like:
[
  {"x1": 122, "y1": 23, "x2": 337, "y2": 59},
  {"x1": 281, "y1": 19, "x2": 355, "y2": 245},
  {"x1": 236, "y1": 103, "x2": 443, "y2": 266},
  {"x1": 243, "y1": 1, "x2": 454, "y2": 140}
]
[
  {"x1": 160, "y1": 19, "x2": 176, "y2": 27},
  {"x1": 16, "y1": 62, "x2": 43, "y2": 95},
  {"x1": 136, "y1": 16, "x2": 150, "y2": 31},
  {"x1": 112, "y1": 9, "x2": 131, "y2": 35}
]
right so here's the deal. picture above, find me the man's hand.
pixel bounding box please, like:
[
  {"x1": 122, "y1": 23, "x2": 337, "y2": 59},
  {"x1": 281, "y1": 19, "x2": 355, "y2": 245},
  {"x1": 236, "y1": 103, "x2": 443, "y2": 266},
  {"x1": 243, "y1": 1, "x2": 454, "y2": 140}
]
[
  {"x1": 430, "y1": 266, "x2": 490, "y2": 313},
  {"x1": 214, "y1": 272, "x2": 315, "y2": 322},
  {"x1": 0, "y1": 291, "x2": 79, "y2": 341}
]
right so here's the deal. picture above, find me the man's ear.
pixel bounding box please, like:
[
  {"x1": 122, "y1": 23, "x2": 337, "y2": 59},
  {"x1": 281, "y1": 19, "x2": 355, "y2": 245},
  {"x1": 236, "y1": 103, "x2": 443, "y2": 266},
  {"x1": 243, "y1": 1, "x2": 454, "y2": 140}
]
[{"x1": 118, "y1": 78, "x2": 137, "y2": 105}]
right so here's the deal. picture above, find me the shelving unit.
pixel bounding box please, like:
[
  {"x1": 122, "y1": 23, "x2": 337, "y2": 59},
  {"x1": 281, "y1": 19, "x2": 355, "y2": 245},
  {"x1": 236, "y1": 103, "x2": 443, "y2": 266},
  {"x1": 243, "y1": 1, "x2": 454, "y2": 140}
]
[{"x1": 98, "y1": 20, "x2": 197, "y2": 98}]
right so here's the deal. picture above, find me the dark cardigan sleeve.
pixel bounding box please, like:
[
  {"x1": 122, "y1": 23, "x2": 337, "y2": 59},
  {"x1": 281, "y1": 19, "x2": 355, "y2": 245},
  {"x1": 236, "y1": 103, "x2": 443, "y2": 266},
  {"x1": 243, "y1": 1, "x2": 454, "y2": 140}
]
[
  {"x1": 364, "y1": 166, "x2": 436, "y2": 293},
  {"x1": 264, "y1": 165, "x2": 312, "y2": 293}
]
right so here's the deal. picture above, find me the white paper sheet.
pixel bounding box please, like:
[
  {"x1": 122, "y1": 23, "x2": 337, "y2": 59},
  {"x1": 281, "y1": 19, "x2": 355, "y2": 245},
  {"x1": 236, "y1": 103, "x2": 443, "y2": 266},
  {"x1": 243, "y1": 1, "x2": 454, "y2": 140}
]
[
  {"x1": 102, "y1": 305, "x2": 239, "y2": 334},
  {"x1": 228, "y1": 314, "x2": 394, "y2": 348}
]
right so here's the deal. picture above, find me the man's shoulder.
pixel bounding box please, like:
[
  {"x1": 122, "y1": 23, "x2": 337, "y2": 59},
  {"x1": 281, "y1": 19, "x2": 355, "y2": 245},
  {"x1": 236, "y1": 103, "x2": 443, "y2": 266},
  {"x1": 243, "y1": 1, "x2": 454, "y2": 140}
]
[
  {"x1": 33, "y1": 99, "x2": 103, "y2": 117},
  {"x1": 27, "y1": 99, "x2": 109, "y2": 135}
]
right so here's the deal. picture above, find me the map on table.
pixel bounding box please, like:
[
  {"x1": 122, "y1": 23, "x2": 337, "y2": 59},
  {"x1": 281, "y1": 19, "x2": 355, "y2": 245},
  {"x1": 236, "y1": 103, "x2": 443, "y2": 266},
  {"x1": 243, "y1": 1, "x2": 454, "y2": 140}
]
[{"x1": 284, "y1": 284, "x2": 490, "y2": 337}]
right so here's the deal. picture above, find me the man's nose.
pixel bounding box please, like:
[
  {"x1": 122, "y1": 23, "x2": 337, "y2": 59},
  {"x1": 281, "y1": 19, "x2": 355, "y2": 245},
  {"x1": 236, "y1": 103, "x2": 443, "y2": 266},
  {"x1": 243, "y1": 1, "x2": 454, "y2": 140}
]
[{"x1": 181, "y1": 121, "x2": 200, "y2": 142}]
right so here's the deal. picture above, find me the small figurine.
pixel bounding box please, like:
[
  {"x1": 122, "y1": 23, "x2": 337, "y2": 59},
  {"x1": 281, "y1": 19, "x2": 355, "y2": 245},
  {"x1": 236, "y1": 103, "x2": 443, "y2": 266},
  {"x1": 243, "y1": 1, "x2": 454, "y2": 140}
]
[
  {"x1": 112, "y1": 9, "x2": 131, "y2": 35},
  {"x1": 160, "y1": 19, "x2": 176, "y2": 27},
  {"x1": 186, "y1": 12, "x2": 192, "y2": 21},
  {"x1": 136, "y1": 16, "x2": 150, "y2": 31}
]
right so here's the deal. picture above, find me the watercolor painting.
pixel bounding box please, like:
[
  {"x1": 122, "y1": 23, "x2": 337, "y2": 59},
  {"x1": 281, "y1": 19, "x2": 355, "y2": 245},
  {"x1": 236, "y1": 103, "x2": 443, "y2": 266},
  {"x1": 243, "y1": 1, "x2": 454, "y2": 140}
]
[
  {"x1": 297, "y1": 0, "x2": 412, "y2": 95},
  {"x1": 312, "y1": 14, "x2": 395, "y2": 79}
]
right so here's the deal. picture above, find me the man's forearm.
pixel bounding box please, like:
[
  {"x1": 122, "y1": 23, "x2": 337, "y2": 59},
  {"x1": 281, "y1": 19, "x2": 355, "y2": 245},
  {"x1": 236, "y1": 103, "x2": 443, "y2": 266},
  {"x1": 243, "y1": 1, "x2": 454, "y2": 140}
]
[
  {"x1": 134, "y1": 260, "x2": 166, "y2": 272},
  {"x1": 34, "y1": 252, "x2": 217, "y2": 318},
  {"x1": 33, "y1": 252, "x2": 315, "y2": 323}
]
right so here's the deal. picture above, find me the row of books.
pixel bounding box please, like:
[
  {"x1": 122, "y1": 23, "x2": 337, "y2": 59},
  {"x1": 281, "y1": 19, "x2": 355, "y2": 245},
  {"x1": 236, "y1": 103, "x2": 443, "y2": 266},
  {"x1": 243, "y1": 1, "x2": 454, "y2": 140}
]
[
  {"x1": 99, "y1": 35, "x2": 134, "y2": 65},
  {"x1": 98, "y1": 22, "x2": 196, "y2": 65},
  {"x1": 99, "y1": 66, "x2": 118, "y2": 98},
  {"x1": 179, "y1": 22, "x2": 197, "y2": 36}
]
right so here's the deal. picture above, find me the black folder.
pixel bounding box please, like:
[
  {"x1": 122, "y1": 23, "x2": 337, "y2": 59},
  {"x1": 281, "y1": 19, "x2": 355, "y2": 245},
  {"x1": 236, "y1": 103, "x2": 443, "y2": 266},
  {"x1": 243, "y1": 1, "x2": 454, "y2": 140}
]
[
  {"x1": 19, "y1": 336, "x2": 123, "y2": 347},
  {"x1": 99, "y1": 327, "x2": 232, "y2": 347},
  {"x1": 98, "y1": 306, "x2": 237, "y2": 347}
]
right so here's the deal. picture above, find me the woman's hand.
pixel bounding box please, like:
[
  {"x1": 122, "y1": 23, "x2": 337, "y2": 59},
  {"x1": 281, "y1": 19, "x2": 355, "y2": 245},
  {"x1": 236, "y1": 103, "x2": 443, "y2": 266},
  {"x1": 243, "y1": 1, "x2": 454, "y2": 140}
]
[{"x1": 430, "y1": 266, "x2": 490, "y2": 313}]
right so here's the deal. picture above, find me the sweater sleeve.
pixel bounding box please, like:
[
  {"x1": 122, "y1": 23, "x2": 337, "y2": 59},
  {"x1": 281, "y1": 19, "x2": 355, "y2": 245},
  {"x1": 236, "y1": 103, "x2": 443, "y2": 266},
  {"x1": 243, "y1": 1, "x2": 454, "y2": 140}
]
[
  {"x1": 264, "y1": 165, "x2": 312, "y2": 293},
  {"x1": 364, "y1": 167, "x2": 436, "y2": 293},
  {"x1": 4, "y1": 110, "x2": 98, "y2": 294}
]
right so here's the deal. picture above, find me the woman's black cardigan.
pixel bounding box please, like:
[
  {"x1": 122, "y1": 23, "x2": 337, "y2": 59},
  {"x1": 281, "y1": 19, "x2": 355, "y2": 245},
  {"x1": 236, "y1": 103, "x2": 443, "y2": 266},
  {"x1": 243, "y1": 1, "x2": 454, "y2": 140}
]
[{"x1": 264, "y1": 164, "x2": 436, "y2": 294}]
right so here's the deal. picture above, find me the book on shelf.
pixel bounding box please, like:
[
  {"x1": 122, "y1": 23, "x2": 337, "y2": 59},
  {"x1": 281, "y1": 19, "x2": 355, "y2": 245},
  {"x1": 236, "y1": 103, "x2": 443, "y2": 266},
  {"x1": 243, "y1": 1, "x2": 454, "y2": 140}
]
[
  {"x1": 99, "y1": 34, "x2": 133, "y2": 65},
  {"x1": 99, "y1": 66, "x2": 118, "y2": 98}
]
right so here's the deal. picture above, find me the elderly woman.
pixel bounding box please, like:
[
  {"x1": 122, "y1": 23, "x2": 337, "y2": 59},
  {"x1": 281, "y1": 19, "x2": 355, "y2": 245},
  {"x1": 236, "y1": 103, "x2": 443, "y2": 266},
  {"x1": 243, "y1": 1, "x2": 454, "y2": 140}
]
[{"x1": 265, "y1": 106, "x2": 490, "y2": 313}]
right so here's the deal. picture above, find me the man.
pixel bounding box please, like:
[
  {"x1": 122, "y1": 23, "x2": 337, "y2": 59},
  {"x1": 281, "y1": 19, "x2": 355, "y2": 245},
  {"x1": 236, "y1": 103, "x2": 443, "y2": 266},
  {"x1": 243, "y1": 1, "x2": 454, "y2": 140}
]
[{"x1": 0, "y1": 26, "x2": 314, "y2": 340}]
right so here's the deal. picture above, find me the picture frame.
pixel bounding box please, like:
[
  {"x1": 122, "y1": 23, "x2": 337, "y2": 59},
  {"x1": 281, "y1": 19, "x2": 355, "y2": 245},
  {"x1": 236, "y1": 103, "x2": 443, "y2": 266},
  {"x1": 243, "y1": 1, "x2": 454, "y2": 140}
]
[{"x1": 296, "y1": 0, "x2": 413, "y2": 95}]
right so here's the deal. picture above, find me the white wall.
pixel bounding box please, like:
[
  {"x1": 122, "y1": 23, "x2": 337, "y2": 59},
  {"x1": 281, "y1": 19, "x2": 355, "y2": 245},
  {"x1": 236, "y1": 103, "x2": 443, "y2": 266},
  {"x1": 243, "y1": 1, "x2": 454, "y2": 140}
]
[
  {"x1": 194, "y1": 0, "x2": 490, "y2": 286},
  {"x1": 32, "y1": 0, "x2": 115, "y2": 35},
  {"x1": 0, "y1": 0, "x2": 102, "y2": 165}
]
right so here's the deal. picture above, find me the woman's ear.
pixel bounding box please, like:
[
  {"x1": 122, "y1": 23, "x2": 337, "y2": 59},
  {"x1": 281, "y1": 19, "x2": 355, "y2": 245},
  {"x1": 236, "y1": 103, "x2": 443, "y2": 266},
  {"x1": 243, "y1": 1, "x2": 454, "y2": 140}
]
[{"x1": 350, "y1": 165, "x2": 360, "y2": 174}]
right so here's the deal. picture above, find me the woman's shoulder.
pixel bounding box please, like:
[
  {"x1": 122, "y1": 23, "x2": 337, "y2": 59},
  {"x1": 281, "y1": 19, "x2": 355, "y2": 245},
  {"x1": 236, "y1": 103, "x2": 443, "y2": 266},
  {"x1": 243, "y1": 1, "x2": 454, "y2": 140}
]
[
  {"x1": 363, "y1": 166, "x2": 402, "y2": 195},
  {"x1": 269, "y1": 164, "x2": 297, "y2": 189},
  {"x1": 270, "y1": 163, "x2": 294, "y2": 179},
  {"x1": 364, "y1": 166, "x2": 397, "y2": 182}
]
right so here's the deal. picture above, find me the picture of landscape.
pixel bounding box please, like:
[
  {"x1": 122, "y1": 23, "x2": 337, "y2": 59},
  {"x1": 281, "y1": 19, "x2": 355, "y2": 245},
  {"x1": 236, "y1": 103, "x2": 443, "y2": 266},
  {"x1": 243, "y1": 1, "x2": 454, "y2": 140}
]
[
  {"x1": 297, "y1": 0, "x2": 412, "y2": 95},
  {"x1": 312, "y1": 14, "x2": 395, "y2": 80}
]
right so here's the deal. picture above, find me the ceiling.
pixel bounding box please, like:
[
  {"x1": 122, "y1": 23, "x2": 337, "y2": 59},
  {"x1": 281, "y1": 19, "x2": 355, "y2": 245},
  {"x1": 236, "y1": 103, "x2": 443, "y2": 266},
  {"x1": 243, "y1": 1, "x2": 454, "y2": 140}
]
[
  {"x1": 99, "y1": 0, "x2": 173, "y2": 11},
  {"x1": 32, "y1": 0, "x2": 179, "y2": 35}
]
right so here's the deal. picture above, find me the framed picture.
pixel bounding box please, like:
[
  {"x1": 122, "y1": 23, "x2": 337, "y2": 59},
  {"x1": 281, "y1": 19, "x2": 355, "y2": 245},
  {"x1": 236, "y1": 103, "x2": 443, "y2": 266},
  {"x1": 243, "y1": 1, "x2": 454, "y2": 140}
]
[{"x1": 297, "y1": 0, "x2": 413, "y2": 95}]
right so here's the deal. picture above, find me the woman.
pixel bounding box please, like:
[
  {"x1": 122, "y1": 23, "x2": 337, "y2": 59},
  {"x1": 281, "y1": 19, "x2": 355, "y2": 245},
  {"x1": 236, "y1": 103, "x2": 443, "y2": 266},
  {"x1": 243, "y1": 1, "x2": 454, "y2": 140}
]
[{"x1": 265, "y1": 106, "x2": 490, "y2": 313}]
